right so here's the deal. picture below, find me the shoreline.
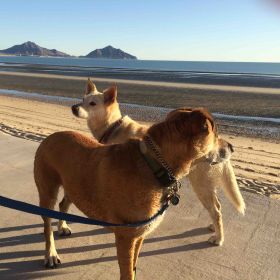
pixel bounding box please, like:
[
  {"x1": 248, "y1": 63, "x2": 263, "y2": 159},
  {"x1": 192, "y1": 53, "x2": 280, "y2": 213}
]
[
  {"x1": 0, "y1": 71, "x2": 280, "y2": 119},
  {"x1": 1, "y1": 58, "x2": 280, "y2": 87},
  {"x1": 1, "y1": 71, "x2": 280, "y2": 94}
]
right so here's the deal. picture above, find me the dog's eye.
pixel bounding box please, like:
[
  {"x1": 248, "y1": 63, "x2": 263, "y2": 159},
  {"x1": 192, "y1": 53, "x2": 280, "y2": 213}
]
[{"x1": 89, "y1": 101, "x2": 96, "y2": 106}]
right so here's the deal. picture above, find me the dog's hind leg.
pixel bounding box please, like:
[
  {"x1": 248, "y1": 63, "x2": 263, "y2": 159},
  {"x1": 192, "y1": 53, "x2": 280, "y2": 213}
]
[
  {"x1": 190, "y1": 182, "x2": 224, "y2": 246},
  {"x1": 206, "y1": 195, "x2": 224, "y2": 246},
  {"x1": 38, "y1": 186, "x2": 61, "y2": 267},
  {"x1": 35, "y1": 160, "x2": 62, "y2": 267},
  {"x1": 115, "y1": 234, "x2": 137, "y2": 280},
  {"x1": 57, "y1": 195, "x2": 72, "y2": 236}
]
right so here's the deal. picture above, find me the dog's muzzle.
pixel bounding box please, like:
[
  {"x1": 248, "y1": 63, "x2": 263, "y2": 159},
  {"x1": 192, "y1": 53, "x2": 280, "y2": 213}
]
[{"x1": 206, "y1": 143, "x2": 235, "y2": 165}]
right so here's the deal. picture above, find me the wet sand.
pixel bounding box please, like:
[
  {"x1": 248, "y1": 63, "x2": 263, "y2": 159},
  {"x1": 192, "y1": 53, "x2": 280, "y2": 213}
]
[{"x1": 0, "y1": 71, "x2": 280, "y2": 118}]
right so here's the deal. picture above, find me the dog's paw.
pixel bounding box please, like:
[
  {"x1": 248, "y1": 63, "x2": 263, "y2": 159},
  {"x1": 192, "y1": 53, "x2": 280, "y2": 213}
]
[
  {"x1": 57, "y1": 222, "x2": 72, "y2": 237},
  {"x1": 44, "y1": 250, "x2": 61, "y2": 268},
  {"x1": 207, "y1": 224, "x2": 215, "y2": 232},
  {"x1": 208, "y1": 235, "x2": 224, "y2": 246}
]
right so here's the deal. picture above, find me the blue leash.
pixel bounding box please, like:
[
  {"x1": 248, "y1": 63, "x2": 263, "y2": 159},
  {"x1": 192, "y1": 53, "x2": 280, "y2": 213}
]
[{"x1": 0, "y1": 195, "x2": 169, "y2": 228}]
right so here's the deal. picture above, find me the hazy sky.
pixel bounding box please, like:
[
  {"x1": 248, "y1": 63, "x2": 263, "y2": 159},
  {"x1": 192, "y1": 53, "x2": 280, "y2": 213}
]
[{"x1": 1, "y1": 0, "x2": 280, "y2": 62}]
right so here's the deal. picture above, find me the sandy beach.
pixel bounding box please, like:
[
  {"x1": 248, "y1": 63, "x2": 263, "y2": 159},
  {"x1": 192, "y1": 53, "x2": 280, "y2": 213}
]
[
  {"x1": 0, "y1": 88, "x2": 279, "y2": 199},
  {"x1": 0, "y1": 71, "x2": 279, "y2": 197}
]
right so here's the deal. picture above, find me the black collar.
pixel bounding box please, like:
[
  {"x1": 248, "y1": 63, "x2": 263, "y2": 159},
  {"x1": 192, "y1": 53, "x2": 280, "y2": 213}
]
[
  {"x1": 99, "y1": 118, "x2": 123, "y2": 144},
  {"x1": 139, "y1": 136, "x2": 181, "y2": 205},
  {"x1": 139, "y1": 141, "x2": 176, "y2": 188}
]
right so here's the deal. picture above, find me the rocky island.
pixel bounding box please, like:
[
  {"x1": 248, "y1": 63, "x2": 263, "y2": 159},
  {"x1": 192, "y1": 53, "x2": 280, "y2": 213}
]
[
  {"x1": 0, "y1": 41, "x2": 70, "y2": 57},
  {"x1": 84, "y1": 45, "x2": 137, "y2": 59}
]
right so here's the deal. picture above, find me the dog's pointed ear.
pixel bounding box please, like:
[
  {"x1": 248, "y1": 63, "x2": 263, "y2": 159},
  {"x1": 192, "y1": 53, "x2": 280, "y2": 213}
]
[
  {"x1": 85, "y1": 78, "x2": 97, "y2": 95},
  {"x1": 103, "y1": 85, "x2": 117, "y2": 104}
]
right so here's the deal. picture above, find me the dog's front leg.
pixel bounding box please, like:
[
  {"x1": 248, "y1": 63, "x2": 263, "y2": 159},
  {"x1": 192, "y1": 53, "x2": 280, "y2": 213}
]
[
  {"x1": 57, "y1": 195, "x2": 72, "y2": 236},
  {"x1": 115, "y1": 234, "x2": 137, "y2": 280},
  {"x1": 43, "y1": 216, "x2": 61, "y2": 268}
]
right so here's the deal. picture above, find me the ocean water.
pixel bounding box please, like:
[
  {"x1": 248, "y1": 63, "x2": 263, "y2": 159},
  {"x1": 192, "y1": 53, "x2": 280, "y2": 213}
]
[{"x1": 1, "y1": 55, "x2": 280, "y2": 75}]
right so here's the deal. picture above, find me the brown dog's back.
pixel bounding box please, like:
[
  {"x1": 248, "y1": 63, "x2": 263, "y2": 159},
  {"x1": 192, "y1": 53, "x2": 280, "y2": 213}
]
[{"x1": 34, "y1": 131, "x2": 162, "y2": 225}]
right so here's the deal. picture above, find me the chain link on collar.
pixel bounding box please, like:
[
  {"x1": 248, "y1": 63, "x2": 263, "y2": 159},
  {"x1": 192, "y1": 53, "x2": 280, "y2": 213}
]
[
  {"x1": 144, "y1": 135, "x2": 176, "y2": 180},
  {"x1": 143, "y1": 135, "x2": 182, "y2": 205}
]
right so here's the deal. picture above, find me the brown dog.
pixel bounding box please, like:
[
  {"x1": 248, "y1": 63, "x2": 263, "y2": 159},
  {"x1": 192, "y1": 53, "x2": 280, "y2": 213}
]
[
  {"x1": 34, "y1": 107, "x2": 218, "y2": 279},
  {"x1": 70, "y1": 79, "x2": 245, "y2": 246}
]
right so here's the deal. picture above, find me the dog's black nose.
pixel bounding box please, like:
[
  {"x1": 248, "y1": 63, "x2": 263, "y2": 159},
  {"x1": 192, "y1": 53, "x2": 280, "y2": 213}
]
[
  {"x1": 219, "y1": 148, "x2": 226, "y2": 159},
  {"x1": 71, "y1": 105, "x2": 78, "y2": 116}
]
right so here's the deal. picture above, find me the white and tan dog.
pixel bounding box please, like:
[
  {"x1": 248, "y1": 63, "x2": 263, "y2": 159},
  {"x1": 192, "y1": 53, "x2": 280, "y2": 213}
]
[{"x1": 69, "y1": 79, "x2": 245, "y2": 246}]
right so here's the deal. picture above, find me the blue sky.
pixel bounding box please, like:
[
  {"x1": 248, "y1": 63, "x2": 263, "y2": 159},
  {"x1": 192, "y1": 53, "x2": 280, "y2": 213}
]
[{"x1": 0, "y1": 0, "x2": 280, "y2": 61}]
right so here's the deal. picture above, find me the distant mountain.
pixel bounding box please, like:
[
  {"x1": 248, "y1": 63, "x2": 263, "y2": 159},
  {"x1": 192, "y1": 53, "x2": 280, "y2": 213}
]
[
  {"x1": 85, "y1": 45, "x2": 137, "y2": 59},
  {"x1": 0, "y1": 41, "x2": 70, "y2": 57}
]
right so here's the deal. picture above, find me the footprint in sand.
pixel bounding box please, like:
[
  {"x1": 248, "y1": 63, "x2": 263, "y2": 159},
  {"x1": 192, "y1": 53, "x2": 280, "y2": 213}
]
[
  {"x1": 268, "y1": 172, "x2": 278, "y2": 177},
  {"x1": 244, "y1": 167, "x2": 255, "y2": 173}
]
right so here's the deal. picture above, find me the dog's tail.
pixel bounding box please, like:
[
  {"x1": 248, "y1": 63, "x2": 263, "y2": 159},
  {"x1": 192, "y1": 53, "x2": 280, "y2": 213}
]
[{"x1": 221, "y1": 161, "x2": 246, "y2": 215}]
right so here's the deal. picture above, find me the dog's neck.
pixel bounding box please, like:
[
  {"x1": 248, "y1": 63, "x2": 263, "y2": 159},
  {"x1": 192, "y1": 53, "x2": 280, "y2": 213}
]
[
  {"x1": 88, "y1": 103, "x2": 122, "y2": 140},
  {"x1": 148, "y1": 141, "x2": 192, "y2": 179},
  {"x1": 147, "y1": 124, "x2": 197, "y2": 179},
  {"x1": 146, "y1": 126, "x2": 215, "y2": 175}
]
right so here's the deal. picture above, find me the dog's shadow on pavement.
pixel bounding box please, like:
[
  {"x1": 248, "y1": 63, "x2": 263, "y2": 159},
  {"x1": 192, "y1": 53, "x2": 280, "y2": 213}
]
[
  {"x1": 0, "y1": 224, "x2": 213, "y2": 279},
  {"x1": 0, "y1": 224, "x2": 109, "y2": 249}
]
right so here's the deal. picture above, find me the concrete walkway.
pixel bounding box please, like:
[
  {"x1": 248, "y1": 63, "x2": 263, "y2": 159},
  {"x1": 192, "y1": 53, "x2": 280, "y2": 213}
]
[{"x1": 0, "y1": 132, "x2": 279, "y2": 280}]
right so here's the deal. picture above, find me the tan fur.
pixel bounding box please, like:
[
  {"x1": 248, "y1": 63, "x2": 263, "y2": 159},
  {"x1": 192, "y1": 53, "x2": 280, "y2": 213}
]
[
  {"x1": 34, "y1": 108, "x2": 217, "y2": 280},
  {"x1": 71, "y1": 80, "x2": 245, "y2": 247}
]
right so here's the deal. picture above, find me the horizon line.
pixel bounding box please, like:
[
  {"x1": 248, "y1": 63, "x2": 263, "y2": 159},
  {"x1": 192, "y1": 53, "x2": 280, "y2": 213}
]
[
  {"x1": 0, "y1": 53, "x2": 280, "y2": 64},
  {"x1": 0, "y1": 41, "x2": 280, "y2": 63}
]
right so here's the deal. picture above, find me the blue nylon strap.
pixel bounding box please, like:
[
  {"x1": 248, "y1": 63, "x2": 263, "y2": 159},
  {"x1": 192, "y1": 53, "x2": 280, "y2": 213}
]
[{"x1": 0, "y1": 195, "x2": 169, "y2": 228}]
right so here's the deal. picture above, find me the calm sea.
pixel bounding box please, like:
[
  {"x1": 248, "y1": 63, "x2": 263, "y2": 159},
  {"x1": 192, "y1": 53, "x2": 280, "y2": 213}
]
[{"x1": 1, "y1": 55, "x2": 280, "y2": 75}]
